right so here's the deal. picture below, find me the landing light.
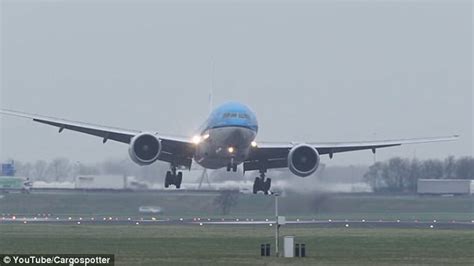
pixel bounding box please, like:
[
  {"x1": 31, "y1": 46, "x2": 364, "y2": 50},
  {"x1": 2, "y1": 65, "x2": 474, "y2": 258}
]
[
  {"x1": 192, "y1": 135, "x2": 201, "y2": 144},
  {"x1": 193, "y1": 134, "x2": 210, "y2": 144},
  {"x1": 228, "y1": 147, "x2": 234, "y2": 153},
  {"x1": 251, "y1": 141, "x2": 257, "y2": 147}
]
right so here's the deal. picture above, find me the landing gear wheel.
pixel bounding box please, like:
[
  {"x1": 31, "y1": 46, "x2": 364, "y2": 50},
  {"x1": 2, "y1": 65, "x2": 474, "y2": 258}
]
[
  {"x1": 164, "y1": 171, "x2": 171, "y2": 188},
  {"x1": 164, "y1": 166, "x2": 184, "y2": 189},
  {"x1": 232, "y1": 164, "x2": 237, "y2": 172},
  {"x1": 252, "y1": 171, "x2": 272, "y2": 195},
  {"x1": 226, "y1": 163, "x2": 231, "y2": 172},
  {"x1": 263, "y1": 178, "x2": 271, "y2": 195},
  {"x1": 176, "y1": 172, "x2": 183, "y2": 189},
  {"x1": 253, "y1": 177, "x2": 261, "y2": 194}
]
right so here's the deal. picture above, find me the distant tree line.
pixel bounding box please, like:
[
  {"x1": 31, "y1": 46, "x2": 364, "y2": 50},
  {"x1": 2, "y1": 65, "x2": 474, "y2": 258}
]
[
  {"x1": 8, "y1": 156, "x2": 473, "y2": 193},
  {"x1": 363, "y1": 156, "x2": 474, "y2": 193},
  {"x1": 9, "y1": 157, "x2": 169, "y2": 183}
]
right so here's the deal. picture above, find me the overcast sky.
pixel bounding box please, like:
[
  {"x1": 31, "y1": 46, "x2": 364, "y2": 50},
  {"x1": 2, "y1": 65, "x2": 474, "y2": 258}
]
[{"x1": 1, "y1": 0, "x2": 472, "y2": 167}]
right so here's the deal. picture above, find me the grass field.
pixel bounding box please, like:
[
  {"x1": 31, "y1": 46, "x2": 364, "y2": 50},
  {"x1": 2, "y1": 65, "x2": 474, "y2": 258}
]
[
  {"x1": 1, "y1": 224, "x2": 473, "y2": 265},
  {"x1": 1, "y1": 192, "x2": 473, "y2": 221}
]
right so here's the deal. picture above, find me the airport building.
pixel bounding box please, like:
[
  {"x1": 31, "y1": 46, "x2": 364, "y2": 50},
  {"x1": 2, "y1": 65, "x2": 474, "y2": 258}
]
[
  {"x1": 0, "y1": 161, "x2": 32, "y2": 192},
  {"x1": 417, "y1": 179, "x2": 474, "y2": 195}
]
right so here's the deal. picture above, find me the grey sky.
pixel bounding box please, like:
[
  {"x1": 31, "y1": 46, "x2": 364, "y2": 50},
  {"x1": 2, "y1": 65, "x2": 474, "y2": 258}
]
[{"x1": 1, "y1": 0, "x2": 472, "y2": 166}]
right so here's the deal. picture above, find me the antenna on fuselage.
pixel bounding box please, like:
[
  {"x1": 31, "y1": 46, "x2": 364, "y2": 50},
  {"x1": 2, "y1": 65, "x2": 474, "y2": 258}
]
[
  {"x1": 209, "y1": 60, "x2": 214, "y2": 114},
  {"x1": 208, "y1": 91, "x2": 213, "y2": 114},
  {"x1": 197, "y1": 60, "x2": 214, "y2": 190}
]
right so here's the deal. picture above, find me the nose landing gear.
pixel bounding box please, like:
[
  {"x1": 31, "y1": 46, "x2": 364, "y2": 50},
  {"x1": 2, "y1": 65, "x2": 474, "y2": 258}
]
[
  {"x1": 226, "y1": 157, "x2": 238, "y2": 172},
  {"x1": 164, "y1": 165, "x2": 183, "y2": 189}
]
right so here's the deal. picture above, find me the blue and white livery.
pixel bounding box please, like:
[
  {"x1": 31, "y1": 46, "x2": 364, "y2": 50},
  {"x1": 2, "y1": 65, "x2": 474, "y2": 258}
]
[{"x1": 0, "y1": 103, "x2": 458, "y2": 194}]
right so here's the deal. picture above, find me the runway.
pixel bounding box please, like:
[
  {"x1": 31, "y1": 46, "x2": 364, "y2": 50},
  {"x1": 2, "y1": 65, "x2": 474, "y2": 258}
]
[{"x1": 1, "y1": 215, "x2": 473, "y2": 229}]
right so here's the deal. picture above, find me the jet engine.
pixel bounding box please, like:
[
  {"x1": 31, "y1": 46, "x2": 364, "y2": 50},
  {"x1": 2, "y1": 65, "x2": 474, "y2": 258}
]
[
  {"x1": 288, "y1": 144, "x2": 320, "y2": 177},
  {"x1": 128, "y1": 132, "x2": 162, "y2": 165}
]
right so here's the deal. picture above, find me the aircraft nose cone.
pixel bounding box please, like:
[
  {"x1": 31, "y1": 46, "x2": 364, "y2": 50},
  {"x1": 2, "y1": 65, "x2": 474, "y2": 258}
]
[
  {"x1": 223, "y1": 128, "x2": 247, "y2": 146},
  {"x1": 231, "y1": 128, "x2": 244, "y2": 138}
]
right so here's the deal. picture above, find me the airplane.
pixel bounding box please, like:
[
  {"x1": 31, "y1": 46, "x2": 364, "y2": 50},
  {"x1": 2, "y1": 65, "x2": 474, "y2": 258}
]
[{"x1": 0, "y1": 102, "x2": 458, "y2": 194}]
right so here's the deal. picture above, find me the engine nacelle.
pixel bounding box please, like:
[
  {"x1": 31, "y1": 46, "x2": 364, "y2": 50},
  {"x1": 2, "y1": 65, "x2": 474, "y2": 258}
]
[
  {"x1": 288, "y1": 144, "x2": 320, "y2": 177},
  {"x1": 128, "y1": 132, "x2": 162, "y2": 165}
]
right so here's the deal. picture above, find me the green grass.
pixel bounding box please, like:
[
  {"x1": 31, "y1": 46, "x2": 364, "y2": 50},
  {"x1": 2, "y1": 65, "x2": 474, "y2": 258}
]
[
  {"x1": 0, "y1": 224, "x2": 473, "y2": 265},
  {"x1": 0, "y1": 192, "x2": 473, "y2": 221}
]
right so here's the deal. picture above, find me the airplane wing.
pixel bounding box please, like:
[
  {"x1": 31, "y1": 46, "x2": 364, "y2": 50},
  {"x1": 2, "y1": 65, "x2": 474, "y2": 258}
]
[
  {"x1": 243, "y1": 135, "x2": 459, "y2": 171},
  {"x1": 0, "y1": 109, "x2": 195, "y2": 167},
  {"x1": 1, "y1": 109, "x2": 459, "y2": 172}
]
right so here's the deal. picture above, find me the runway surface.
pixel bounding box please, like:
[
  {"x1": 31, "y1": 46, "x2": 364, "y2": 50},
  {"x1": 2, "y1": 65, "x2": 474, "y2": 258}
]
[{"x1": 1, "y1": 215, "x2": 473, "y2": 229}]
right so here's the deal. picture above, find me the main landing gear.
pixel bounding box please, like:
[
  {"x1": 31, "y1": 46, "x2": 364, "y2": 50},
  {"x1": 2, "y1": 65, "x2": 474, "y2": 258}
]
[
  {"x1": 253, "y1": 171, "x2": 271, "y2": 195},
  {"x1": 165, "y1": 165, "x2": 182, "y2": 189}
]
